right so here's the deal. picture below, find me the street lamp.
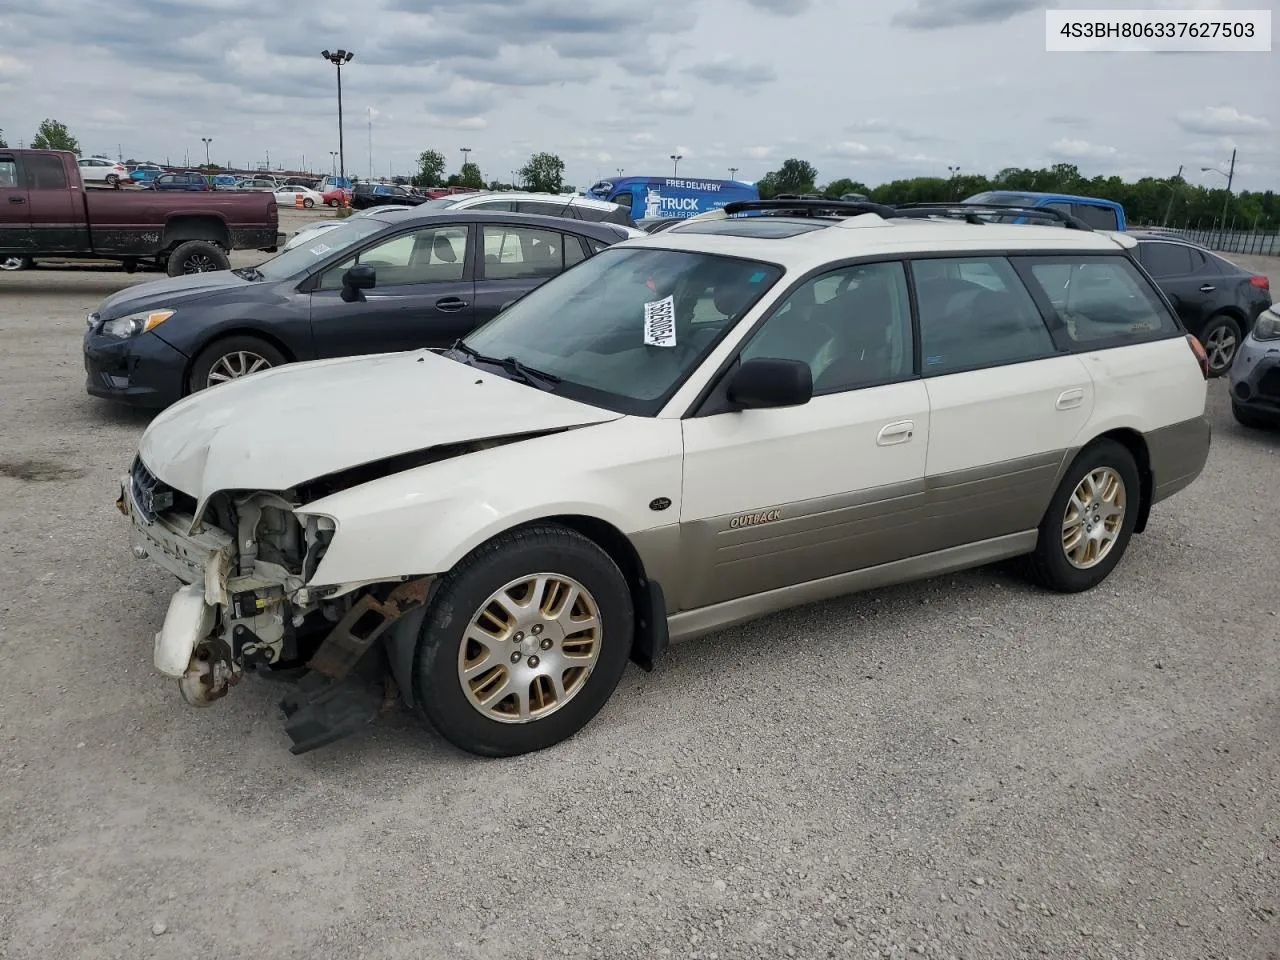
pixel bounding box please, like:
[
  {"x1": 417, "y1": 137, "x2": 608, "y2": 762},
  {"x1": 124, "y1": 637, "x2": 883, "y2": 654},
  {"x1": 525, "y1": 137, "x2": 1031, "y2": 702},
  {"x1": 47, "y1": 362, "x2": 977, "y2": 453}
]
[
  {"x1": 616, "y1": 167, "x2": 624, "y2": 177},
  {"x1": 670, "y1": 153, "x2": 682, "y2": 176},
  {"x1": 321, "y1": 49, "x2": 355, "y2": 185},
  {"x1": 460, "y1": 146, "x2": 472, "y2": 171},
  {"x1": 1202, "y1": 147, "x2": 1237, "y2": 231},
  {"x1": 329, "y1": 151, "x2": 338, "y2": 177},
  {"x1": 201, "y1": 137, "x2": 212, "y2": 167},
  {"x1": 728, "y1": 166, "x2": 739, "y2": 180}
]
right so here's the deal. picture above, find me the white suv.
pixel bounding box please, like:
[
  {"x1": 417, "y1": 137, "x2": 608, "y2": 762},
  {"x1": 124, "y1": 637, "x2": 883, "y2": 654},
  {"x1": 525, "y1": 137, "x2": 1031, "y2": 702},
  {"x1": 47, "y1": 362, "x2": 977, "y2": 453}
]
[
  {"x1": 118, "y1": 199, "x2": 1211, "y2": 757},
  {"x1": 421, "y1": 191, "x2": 644, "y2": 235}
]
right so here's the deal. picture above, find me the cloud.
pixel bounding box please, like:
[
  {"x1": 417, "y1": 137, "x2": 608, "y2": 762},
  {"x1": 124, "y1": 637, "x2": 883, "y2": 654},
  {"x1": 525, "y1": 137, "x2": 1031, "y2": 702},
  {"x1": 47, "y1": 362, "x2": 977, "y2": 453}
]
[
  {"x1": 846, "y1": 118, "x2": 940, "y2": 143},
  {"x1": 686, "y1": 58, "x2": 777, "y2": 86},
  {"x1": 829, "y1": 141, "x2": 897, "y2": 160},
  {"x1": 892, "y1": 0, "x2": 1050, "y2": 30},
  {"x1": 0, "y1": 54, "x2": 29, "y2": 79},
  {"x1": 742, "y1": 0, "x2": 812, "y2": 12},
  {"x1": 423, "y1": 114, "x2": 489, "y2": 131},
  {"x1": 1175, "y1": 106, "x2": 1271, "y2": 136},
  {"x1": 1049, "y1": 138, "x2": 1118, "y2": 159},
  {"x1": 630, "y1": 132, "x2": 656, "y2": 144},
  {"x1": 1047, "y1": 114, "x2": 1088, "y2": 127}
]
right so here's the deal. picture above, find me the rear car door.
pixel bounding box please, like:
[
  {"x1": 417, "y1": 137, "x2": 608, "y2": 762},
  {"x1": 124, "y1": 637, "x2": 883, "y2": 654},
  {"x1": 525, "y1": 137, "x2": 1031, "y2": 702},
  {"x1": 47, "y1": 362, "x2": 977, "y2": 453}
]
[
  {"x1": 909, "y1": 255, "x2": 1094, "y2": 552},
  {"x1": 471, "y1": 223, "x2": 588, "y2": 324},
  {"x1": 0, "y1": 153, "x2": 32, "y2": 255},
  {"x1": 306, "y1": 222, "x2": 477, "y2": 357}
]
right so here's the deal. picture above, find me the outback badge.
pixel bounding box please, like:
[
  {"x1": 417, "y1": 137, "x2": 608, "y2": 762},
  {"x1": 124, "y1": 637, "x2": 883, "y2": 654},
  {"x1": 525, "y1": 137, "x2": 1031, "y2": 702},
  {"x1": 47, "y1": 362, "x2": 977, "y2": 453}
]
[{"x1": 729, "y1": 509, "x2": 782, "y2": 529}]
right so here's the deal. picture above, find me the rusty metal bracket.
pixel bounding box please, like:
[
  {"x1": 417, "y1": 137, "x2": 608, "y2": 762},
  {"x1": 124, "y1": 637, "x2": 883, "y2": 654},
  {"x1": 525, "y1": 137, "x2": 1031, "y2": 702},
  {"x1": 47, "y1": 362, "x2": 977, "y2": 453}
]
[{"x1": 306, "y1": 576, "x2": 434, "y2": 680}]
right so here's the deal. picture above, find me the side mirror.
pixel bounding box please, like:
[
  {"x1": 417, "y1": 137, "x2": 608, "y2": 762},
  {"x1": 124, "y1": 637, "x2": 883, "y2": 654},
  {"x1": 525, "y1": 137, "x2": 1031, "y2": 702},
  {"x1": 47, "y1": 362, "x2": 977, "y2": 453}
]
[
  {"x1": 726, "y1": 358, "x2": 813, "y2": 410},
  {"x1": 341, "y1": 264, "x2": 376, "y2": 302}
]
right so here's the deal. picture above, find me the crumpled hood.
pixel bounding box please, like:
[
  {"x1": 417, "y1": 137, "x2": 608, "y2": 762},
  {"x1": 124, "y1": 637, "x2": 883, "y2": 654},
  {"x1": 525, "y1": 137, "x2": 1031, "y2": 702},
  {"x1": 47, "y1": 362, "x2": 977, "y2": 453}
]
[
  {"x1": 137, "y1": 350, "x2": 622, "y2": 505},
  {"x1": 99, "y1": 271, "x2": 251, "y2": 319}
]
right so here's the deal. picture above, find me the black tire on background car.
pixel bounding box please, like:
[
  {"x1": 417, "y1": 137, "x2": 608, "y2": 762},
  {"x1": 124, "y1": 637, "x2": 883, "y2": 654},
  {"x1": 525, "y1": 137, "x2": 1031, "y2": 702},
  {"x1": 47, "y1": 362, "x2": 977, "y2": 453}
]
[
  {"x1": 1199, "y1": 313, "x2": 1242, "y2": 378},
  {"x1": 1, "y1": 256, "x2": 33, "y2": 271},
  {"x1": 413, "y1": 524, "x2": 635, "y2": 757},
  {"x1": 187, "y1": 335, "x2": 287, "y2": 393},
  {"x1": 1232, "y1": 400, "x2": 1275, "y2": 430},
  {"x1": 166, "y1": 240, "x2": 230, "y2": 277},
  {"x1": 303, "y1": 197, "x2": 315, "y2": 208},
  {"x1": 1018, "y1": 439, "x2": 1142, "y2": 593},
  {"x1": 106, "y1": 174, "x2": 120, "y2": 188}
]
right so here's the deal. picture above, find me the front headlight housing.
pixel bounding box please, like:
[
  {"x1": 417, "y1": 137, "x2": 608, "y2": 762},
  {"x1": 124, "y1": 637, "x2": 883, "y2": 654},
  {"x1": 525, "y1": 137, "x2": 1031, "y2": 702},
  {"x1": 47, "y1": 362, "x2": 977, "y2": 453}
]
[
  {"x1": 101, "y1": 309, "x2": 175, "y2": 339},
  {"x1": 1253, "y1": 308, "x2": 1280, "y2": 342}
]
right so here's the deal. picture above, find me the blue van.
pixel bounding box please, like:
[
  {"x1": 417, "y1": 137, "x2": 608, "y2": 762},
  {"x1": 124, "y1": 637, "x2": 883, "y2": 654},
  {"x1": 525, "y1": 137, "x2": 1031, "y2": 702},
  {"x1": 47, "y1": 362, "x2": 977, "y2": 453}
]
[
  {"x1": 963, "y1": 190, "x2": 1127, "y2": 231},
  {"x1": 587, "y1": 176, "x2": 760, "y2": 222}
]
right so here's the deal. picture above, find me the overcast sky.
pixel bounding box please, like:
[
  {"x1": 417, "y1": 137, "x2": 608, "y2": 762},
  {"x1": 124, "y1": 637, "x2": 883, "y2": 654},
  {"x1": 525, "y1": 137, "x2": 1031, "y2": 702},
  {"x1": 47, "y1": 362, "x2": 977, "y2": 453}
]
[{"x1": 1, "y1": 0, "x2": 1275, "y2": 190}]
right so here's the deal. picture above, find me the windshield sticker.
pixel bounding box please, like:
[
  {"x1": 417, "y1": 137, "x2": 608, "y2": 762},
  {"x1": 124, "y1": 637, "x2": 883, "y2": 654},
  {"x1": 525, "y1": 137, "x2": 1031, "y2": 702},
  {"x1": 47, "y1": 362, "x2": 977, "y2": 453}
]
[
  {"x1": 643, "y1": 295, "x2": 677, "y2": 348},
  {"x1": 309, "y1": 242, "x2": 331, "y2": 256}
]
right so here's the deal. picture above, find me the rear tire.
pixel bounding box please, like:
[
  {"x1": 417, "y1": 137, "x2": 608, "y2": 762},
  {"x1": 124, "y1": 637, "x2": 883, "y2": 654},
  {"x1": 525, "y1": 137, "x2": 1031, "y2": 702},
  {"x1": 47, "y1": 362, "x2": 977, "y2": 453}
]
[
  {"x1": 303, "y1": 197, "x2": 315, "y2": 209},
  {"x1": 106, "y1": 174, "x2": 120, "y2": 188},
  {"x1": 187, "y1": 335, "x2": 287, "y2": 393},
  {"x1": 1199, "y1": 314, "x2": 1242, "y2": 378},
  {"x1": 1017, "y1": 439, "x2": 1141, "y2": 593},
  {"x1": 1232, "y1": 400, "x2": 1276, "y2": 430},
  {"x1": 326, "y1": 199, "x2": 337, "y2": 207},
  {"x1": 413, "y1": 524, "x2": 634, "y2": 757},
  {"x1": 166, "y1": 240, "x2": 229, "y2": 277}
]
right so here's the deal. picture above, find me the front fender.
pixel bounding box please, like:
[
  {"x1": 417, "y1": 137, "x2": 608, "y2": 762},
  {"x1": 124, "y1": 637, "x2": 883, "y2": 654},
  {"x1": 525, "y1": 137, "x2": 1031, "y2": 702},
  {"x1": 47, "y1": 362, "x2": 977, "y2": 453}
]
[{"x1": 298, "y1": 416, "x2": 685, "y2": 586}]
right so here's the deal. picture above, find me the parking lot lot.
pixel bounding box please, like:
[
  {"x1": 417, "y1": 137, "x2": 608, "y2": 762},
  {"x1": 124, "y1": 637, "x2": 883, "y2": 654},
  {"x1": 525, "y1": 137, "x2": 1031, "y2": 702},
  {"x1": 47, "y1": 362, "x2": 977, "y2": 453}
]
[{"x1": 0, "y1": 234, "x2": 1277, "y2": 960}]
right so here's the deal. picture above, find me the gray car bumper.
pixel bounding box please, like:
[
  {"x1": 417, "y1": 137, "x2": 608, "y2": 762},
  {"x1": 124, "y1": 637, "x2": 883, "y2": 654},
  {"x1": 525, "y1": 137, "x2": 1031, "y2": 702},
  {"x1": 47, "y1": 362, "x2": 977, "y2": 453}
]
[{"x1": 1229, "y1": 332, "x2": 1280, "y2": 420}]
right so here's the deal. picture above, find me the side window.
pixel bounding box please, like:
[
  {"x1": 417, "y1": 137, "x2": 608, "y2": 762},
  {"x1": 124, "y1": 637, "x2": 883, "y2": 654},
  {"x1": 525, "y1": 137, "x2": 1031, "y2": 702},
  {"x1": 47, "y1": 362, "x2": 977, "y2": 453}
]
[
  {"x1": 516, "y1": 200, "x2": 570, "y2": 218},
  {"x1": 481, "y1": 226, "x2": 566, "y2": 280},
  {"x1": 740, "y1": 261, "x2": 914, "y2": 394},
  {"x1": 469, "y1": 200, "x2": 516, "y2": 212},
  {"x1": 24, "y1": 155, "x2": 68, "y2": 190},
  {"x1": 1139, "y1": 242, "x2": 1192, "y2": 278},
  {"x1": 0, "y1": 157, "x2": 18, "y2": 188},
  {"x1": 1071, "y1": 203, "x2": 1119, "y2": 231},
  {"x1": 564, "y1": 237, "x2": 586, "y2": 267},
  {"x1": 1021, "y1": 256, "x2": 1179, "y2": 346},
  {"x1": 320, "y1": 226, "x2": 468, "y2": 289},
  {"x1": 911, "y1": 256, "x2": 1054, "y2": 374},
  {"x1": 585, "y1": 238, "x2": 610, "y2": 255}
]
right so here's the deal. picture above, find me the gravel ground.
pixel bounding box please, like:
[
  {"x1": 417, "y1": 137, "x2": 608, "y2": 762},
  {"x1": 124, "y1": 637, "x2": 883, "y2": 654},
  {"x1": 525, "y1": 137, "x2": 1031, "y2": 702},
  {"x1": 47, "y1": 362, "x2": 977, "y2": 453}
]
[{"x1": 0, "y1": 248, "x2": 1277, "y2": 960}]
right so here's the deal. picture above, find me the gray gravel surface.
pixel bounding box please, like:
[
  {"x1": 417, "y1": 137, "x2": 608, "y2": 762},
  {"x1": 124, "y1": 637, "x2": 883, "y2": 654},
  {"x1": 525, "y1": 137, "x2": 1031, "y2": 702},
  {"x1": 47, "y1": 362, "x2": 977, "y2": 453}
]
[{"x1": 0, "y1": 252, "x2": 1277, "y2": 960}]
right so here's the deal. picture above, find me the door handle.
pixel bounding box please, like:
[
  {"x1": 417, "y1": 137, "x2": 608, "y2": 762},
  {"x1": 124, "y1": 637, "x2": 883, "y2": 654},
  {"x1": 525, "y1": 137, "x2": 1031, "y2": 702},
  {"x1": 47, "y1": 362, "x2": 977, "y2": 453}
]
[
  {"x1": 876, "y1": 420, "x2": 915, "y2": 446},
  {"x1": 1199, "y1": 284, "x2": 1216, "y2": 293},
  {"x1": 1056, "y1": 388, "x2": 1085, "y2": 410},
  {"x1": 435, "y1": 297, "x2": 468, "y2": 312},
  {"x1": 7, "y1": 196, "x2": 24, "y2": 204}
]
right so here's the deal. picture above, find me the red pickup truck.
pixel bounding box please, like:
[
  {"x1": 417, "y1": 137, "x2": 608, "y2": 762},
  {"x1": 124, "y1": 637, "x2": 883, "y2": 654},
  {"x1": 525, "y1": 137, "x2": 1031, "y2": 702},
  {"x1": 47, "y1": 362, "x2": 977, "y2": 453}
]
[{"x1": 0, "y1": 149, "x2": 283, "y2": 276}]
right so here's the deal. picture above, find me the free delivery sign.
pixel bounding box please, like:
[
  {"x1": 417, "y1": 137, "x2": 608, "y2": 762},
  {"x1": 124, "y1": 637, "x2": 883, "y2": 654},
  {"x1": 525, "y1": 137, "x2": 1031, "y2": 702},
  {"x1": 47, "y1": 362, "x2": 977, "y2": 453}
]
[{"x1": 592, "y1": 176, "x2": 759, "y2": 220}]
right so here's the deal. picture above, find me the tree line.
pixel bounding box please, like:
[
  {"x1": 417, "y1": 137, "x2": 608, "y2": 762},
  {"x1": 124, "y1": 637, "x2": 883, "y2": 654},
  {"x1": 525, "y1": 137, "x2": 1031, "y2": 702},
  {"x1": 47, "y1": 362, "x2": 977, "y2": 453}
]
[
  {"x1": 756, "y1": 158, "x2": 1279, "y2": 231},
  {"x1": 414, "y1": 149, "x2": 572, "y2": 194}
]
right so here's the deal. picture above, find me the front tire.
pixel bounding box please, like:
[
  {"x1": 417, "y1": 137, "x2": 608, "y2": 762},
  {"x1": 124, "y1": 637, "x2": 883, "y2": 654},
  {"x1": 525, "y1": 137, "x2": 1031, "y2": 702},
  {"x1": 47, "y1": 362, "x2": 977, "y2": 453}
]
[
  {"x1": 1018, "y1": 439, "x2": 1141, "y2": 593},
  {"x1": 414, "y1": 524, "x2": 634, "y2": 757},
  {"x1": 303, "y1": 197, "x2": 315, "y2": 208},
  {"x1": 187, "y1": 335, "x2": 286, "y2": 393},
  {"x1": 166, "y1": 240, "x2": 230, "y2": 276},
  {"x1": 106, "y1": 174, "x2": 120, "y2": 188},
  {"x1": 1199, "y1": 314, "x2": 1242, "y2": 378},
  {"x1": 326, "y1": 199, "x2": 337, "y2": 207}
]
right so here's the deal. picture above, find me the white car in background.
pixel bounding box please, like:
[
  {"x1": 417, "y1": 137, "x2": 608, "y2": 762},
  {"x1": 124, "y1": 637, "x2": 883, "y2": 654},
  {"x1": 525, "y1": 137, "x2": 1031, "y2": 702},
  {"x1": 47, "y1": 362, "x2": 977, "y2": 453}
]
[
  {"x1": 117, "y1": 198, "x2": 1211, "y2": 759},
  {"x1": 421, "y1": 191, "x2": 645, "y2": 236},
  {"x1": 77, "y1": 157, "x2": 130, "y2": 187},
  {"x1": 272, "y1": 185, "x2": 325, "y2": 209},
  {"x1": 283, "y1": 204, "x2": 414, "y2": 250}
]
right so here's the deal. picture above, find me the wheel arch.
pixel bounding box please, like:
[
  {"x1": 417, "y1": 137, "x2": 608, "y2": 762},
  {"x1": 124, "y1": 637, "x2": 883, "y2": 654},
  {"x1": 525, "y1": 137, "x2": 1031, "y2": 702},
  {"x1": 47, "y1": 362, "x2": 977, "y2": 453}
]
[
  {"x1": 162, "y1": 215, "x2": 231, "y2": 251},
  {"x1": 181, "y1": 326, "x2": 298, "y2": 395},
  {"x1": 1082, "y1": 427, "x2": 1154, "y2": 533}
]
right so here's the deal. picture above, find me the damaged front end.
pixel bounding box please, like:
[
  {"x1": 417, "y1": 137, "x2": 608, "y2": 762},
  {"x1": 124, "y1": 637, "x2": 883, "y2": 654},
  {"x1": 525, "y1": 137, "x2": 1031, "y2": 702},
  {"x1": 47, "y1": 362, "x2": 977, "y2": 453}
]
[{"x1": 118, "y1": 455, "x2": 434, "y2": 753}]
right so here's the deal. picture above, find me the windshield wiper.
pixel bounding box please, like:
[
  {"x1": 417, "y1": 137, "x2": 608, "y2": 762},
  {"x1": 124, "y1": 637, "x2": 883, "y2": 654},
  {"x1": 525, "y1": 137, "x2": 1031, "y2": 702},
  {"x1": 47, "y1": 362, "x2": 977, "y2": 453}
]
[{"x1": 449, "y1": 340, "x2": 561, "y2": 390}]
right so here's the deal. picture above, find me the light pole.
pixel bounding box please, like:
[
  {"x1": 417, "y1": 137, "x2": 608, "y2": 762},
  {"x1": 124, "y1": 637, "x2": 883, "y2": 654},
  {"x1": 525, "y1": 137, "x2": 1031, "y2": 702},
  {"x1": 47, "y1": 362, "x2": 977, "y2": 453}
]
[
  {"x1": 1202, "y1": 147, "x2": 1236, "y2": 231},
  {"x1": 367, "y1": 106, "x2": 373, "y2": 181},
  {"x1": 728, "y1": 166, "x2": 739, "y2": 180},
  {"x1": 321, "y1": 49, "x2": 355, "y2": 185},
  {"x1": 1162, "y1": 164, "x2": 1183, "y2": 227},
  {"x1": 947, "y1": 165, "x2": 961, "y2": 198},
  {"x1": 616, "y1": 167, "x2": 624, "y2": 178},
  {"x1": 201, "y1": 137, "x2": 212, "y2": 167},
  {"x1": 670, "y1": 153, "x2": 682, "y2": 177},
  {"x1": 330, "y1": 151, "x2": 338, "y2": 177},
  {"x1": 460, "y1": 146, "x2": 472, "y2": 179}
]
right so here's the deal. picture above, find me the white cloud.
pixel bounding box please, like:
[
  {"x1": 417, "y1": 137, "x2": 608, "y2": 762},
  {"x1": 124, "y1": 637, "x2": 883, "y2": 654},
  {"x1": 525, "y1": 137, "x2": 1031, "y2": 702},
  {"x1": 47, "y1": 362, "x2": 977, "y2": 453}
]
[
  {"x1": 1050, "y1": 138, "x2": 1118, "y2": 159},
  {"x1": 630, "y1": 132, "x2": 655, "y2": 144},
  {"x1": 1175, "y1": 106, "x2": 1271, "y2": 136},
  {"x1": 745, "y1": 146, "x2": 773, "y2": 159}
]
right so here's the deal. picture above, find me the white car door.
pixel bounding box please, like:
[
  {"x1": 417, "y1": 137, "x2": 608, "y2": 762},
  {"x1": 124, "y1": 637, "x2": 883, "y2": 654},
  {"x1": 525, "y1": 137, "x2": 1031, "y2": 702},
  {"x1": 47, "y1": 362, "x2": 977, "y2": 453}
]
[
  {"x1": 909, "y1": 255, "x2": 1094, "y2": 551},
  {"x1": 678, "y1": 261, "x2": 931, "y2": 611}
]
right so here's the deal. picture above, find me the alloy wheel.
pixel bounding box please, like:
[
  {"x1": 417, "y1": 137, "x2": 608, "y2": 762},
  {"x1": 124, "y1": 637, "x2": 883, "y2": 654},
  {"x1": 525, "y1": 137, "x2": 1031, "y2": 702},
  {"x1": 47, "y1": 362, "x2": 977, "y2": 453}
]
[
  {"x1": 1061, "y1": 467, "x2": 1126, "y2": 569},
  {"x1": 206, "y1": 351, "x2": 272, "y2": 386},
  {"x1": 1, "y1": 256, "x2": 27, "y2": 271},
  {"x1": 1204, "y1": 325, "x2": 1238, "y2": 374},
  {"x1": 182, "y1": 254, "x2": 219, "y2": 274},
  {"x1": 458, "y1": 573, "x2": 602, "y2": 723}
]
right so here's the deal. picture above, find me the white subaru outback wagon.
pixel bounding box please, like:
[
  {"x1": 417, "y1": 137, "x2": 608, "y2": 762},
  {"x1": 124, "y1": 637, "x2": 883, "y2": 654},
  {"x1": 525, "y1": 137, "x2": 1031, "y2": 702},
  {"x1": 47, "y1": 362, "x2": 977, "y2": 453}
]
[{"x1": 119, "y1": 199, "x2": 1212, "y2": 757}]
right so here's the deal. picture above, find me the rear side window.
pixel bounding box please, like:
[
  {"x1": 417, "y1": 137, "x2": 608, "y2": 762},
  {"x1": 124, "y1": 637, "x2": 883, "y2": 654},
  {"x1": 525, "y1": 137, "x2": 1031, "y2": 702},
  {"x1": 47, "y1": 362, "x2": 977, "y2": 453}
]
[
  {"x1": 1070, "y1": 203, "x2": 1119, "y2": 230},
  {"x1": 564, "y1": 237, "x2": 587, "y2": 267},
  {"x1": 1140, "y1": 241, "x2": 1193, "y2": 278},
  {"x1": 1019, "y1": 255, "x2": 1179, "y2": 346},
  {"x1": 24, "y1": 155, "x2": 68, "y2": 190},
  {"x1": 481, "y1": 225, "x2": 569, "y2": 280},
  {"x1": 516, "y1": 200, "x2": 573, "y2": 218},
  {"x1": 911, "y1": 256, "x2": 1055, "y2": 374}
]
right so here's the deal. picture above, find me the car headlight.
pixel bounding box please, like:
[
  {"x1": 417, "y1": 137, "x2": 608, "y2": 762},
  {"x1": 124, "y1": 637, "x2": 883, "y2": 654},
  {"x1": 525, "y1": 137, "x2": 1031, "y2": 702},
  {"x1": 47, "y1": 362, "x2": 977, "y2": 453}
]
[
  {"x1": 100, "y1": 309, "x2": 175, "y2": 339},
  {"x1": 1254, "y1": 309, "x2": 1280, "y2": 342}
]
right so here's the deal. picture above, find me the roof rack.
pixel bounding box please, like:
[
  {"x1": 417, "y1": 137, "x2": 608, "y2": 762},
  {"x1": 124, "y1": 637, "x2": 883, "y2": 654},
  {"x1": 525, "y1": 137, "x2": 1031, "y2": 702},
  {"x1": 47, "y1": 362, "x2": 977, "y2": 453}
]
[
  {"x1": 719, "y1": 198, "x2": 900, "y2": 219},
  {"x1": 892, "y1": 202, "x2": 1094, "y2": 231}
]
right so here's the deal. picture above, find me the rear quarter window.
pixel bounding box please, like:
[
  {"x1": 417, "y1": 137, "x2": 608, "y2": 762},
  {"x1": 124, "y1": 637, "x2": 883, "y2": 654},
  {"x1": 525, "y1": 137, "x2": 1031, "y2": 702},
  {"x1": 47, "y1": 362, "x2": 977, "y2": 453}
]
[{"x1": 1017, "y1": 255, "x2": 1180, "y2": 348}]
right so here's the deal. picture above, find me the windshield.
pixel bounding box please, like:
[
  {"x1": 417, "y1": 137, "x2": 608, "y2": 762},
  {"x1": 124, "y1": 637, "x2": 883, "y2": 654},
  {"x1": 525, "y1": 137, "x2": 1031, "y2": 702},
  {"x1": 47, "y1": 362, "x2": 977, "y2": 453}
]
[
  {"x1": 253, "y1": 217, "x2": 388, "y2": 280},
  {"x1": 461, "y1": 247, "x2": 784, "y2": 415}
]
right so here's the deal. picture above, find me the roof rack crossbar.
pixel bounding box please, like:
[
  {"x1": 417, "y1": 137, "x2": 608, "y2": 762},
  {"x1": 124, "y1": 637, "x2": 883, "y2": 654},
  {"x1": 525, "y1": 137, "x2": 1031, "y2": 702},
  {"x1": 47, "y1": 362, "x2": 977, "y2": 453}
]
[
  {"x1": 892, "y1": 202, "x2": 1094, "y2": 231},
  {"x1": 720, "y1": 198, "x2": 899, "y2": 219}
]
